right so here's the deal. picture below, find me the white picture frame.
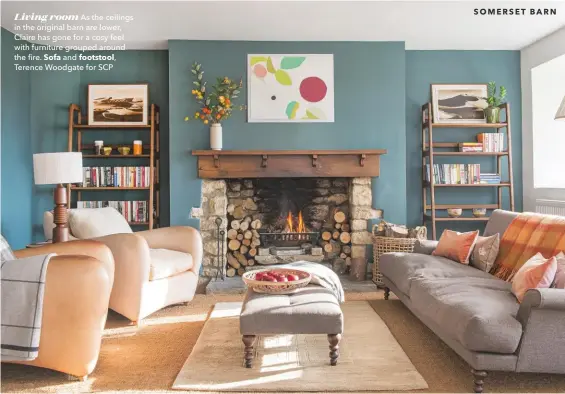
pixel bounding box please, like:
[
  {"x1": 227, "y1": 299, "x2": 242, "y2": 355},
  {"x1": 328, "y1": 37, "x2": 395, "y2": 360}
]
[
  {"x1": 247, "y1": 54, "x2": 334, "y2": 123},
  {"x1": 431, "y1": 84, "x2": 488, "y2": 124}
]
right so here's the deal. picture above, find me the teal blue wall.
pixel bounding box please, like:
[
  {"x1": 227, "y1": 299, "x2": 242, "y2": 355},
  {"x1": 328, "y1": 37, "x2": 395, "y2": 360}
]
[
  {"x1": 1, "y1": 29, "x2": 32, "y2": 249},
  {"x1": 169, "y1": 41, "x2": 407, "y2": 228},
  {"x1": 1, "y1": 34, "x2": 524, "y2": 246},
  {"x1": 406, "y1": 50, "x2": 522, "y2": 232},
  {"x1": 25, "y1": 50, "x2": 169, "y2": 240}
]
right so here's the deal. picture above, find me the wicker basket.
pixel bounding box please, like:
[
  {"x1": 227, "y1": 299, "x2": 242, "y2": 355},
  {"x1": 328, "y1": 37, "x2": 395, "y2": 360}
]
[{"x1": 372, "y1": 225, "x2": 418, "y2": 287}]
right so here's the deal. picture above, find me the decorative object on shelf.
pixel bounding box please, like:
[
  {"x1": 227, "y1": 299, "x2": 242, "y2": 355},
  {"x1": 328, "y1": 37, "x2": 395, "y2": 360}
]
[
  {"x1": 242, "y1": 268, "x2": 311, "y2": 294},
  {"x1": 210, "y1": 123, "x2": 222, "y2": 150},
  {"x1": 431, "y1": 84, "x2": 488, "y2": 124},
  {"x1": 184, "y1": 62, "x2": 245, "y2": 150},
  {"x1": 472, "y1": 208, "x2": 487, "y2": 217},
  {"x1": 555, "y1": 95, "x2": 565, "y2": 120},
  {"x1": 118, "y1": 146, "x2": 131, "y2": 155},
  {"x1": 94, "y1": 140, "x2": 103, "y2": 155},
  {"x1": 447, "y1": 208, "x2": 463, "y2": 218},
  {"x1": 87, "y1": 84, "x2": 149, "y2": 126},
  {"x1": 133, "y1": 140, "x2": 142, "y2": 155},
  {"x1": 247, "y1": 54, "x2": 335, "y2": 123},
  {"x1": 33, "y1": 152, "x2": 83, "y2": 243},
  {"x1": 102, "y1": 147, "x2": 112, "y2": 156},
  {"x1": 485, "y1": 81, "x2": 507, "y2": 123}
]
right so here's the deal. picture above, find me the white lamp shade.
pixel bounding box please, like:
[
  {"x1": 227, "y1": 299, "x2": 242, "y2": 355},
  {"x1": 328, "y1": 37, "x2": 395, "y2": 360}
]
[
  {"x1": 33, "y1": 152, "x2": 83, "y2": 185},
  {"x1": 556, "y1": 96, "x2": 565, "y2": 120}
]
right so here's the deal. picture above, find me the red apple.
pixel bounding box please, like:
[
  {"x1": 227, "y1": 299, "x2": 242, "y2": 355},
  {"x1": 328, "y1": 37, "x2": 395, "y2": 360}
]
[
  {"x1": 278, "y1": 276, "x2": 288, "y2": 282},
  {"x1": 287, "y1": 274, "x2": 299, "y2": 281},
  {"x1": 262, "y1": 275, "x2": 276, "y2": 282}
]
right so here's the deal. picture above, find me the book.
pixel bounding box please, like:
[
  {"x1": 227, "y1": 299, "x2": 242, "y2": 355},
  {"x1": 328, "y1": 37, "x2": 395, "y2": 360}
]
[{"x1": 81, "y1": 167, "x2": 151, "y2": 188}]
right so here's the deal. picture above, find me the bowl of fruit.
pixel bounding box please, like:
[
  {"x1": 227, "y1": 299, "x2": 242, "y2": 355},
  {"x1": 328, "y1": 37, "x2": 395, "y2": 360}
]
[{"x1": 242, "y1": 268, "x2": 312, "y2": 294}]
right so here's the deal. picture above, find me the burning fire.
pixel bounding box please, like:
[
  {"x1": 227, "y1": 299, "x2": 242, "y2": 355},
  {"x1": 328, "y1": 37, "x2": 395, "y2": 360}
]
[{"x1": 286, "y1": 211, "x2": 306, "y2": 233}]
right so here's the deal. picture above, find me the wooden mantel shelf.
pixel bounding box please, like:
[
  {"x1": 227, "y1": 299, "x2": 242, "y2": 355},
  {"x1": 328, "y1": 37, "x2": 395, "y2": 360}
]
[{"x1": 192, "y1": 149, "x2": 387, "y2": 179}]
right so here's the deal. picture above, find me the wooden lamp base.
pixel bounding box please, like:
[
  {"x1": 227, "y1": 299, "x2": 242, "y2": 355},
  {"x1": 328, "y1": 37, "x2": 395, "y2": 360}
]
[{"x1": 52, "y1": 184, "x2": 69, "y2": 243}]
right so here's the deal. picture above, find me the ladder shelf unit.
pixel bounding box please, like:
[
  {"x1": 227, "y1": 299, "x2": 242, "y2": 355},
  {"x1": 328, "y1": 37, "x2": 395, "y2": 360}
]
[{"x1": 422, "y1": 102, "x2": 514, "y2": 240}]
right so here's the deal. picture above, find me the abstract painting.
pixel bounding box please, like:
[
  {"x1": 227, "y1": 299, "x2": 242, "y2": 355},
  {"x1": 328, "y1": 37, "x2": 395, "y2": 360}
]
[
  {"x1": 431, "y1": 84, "x2": 488, "y2": 124},
  {"x1": 247, "y1": 54, "x2": 334, "y2": 122},
  {"x1": 88, "y1": 84, "x2": 149, "y2": 126}
]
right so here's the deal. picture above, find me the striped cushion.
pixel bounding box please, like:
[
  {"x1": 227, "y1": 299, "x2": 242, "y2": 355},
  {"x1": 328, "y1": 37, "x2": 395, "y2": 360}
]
[{"x1": 0, "y1": 234, "x2": 15, "y2": 263}]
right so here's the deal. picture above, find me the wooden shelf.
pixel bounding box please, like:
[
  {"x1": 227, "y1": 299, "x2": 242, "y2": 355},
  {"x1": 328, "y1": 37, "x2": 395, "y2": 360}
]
[
  {"x1": 421, "y1": 102, "x2": 515, "y2": 239},
  {"x1": 82, "y1": 154, "x2": 151, "y2": 158},
  {"x1": 430, "y1": 183, "x2": 511, "y2": 188},
  {"x1": 424, "y1": 151, "x2": 508, "y2": 157},
  {"x1": 71, "y1": 187, "x2": 150, "y2": 190},
  {"x1": 427, "y1": 123, "x2": 507, "y2": 128},
  {"x1": 424, "y1": 215, "x2": 490, "y2": 222},
  {"x1": 72, "y1": 124, "x2": 151, "y2": 129},
  {"x1": 129, "y1": 222, "x2": 150, "y2": 226},
  {"x1": 424, "y1": 204, "x2": 499, "y2": 210}
]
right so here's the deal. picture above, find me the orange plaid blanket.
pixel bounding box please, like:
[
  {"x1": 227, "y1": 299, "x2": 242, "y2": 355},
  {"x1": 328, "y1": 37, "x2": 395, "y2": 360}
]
[{"x1": 492, "y1": 212, "x2": 565, "y2": 281}]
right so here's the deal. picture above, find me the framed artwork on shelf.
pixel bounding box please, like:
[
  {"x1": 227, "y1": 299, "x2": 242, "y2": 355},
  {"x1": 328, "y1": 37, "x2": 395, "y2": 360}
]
[
  {"x1": 430, "y1": 84, "x2": 488, "y2": 124},
  {"x1": 247, "y1": 54, "x2": 334, "y2": 123},
  {"x1": 87, "y1": 83, "x2": 149, "y2": 126}
]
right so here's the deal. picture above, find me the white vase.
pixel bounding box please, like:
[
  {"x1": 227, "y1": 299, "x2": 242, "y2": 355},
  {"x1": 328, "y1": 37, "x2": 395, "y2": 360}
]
[{"x1": 210, "y1": 123, "x2": 222, "y2": 150}]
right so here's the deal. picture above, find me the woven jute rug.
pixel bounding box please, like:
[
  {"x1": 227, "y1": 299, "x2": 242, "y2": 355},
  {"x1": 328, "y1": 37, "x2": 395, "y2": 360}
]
[{"x1": 172, "y1": 301, "x2": 428, "y2": 392}]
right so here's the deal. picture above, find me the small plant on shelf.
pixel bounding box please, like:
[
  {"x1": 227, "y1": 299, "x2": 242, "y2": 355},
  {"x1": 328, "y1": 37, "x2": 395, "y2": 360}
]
[
  {"x1": 184, "y1": 62, "x2": 245, "y2": 125},
  {"x1": 484, "y1": 81, "x2": 507, "y2": 123}
]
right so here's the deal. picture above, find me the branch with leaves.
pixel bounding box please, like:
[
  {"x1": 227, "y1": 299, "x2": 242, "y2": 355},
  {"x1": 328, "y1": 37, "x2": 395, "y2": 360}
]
[
  {"x1": 184, "y1": 62, "x2": 245, "y2": 125},
  {"x1": 487, "y1": 81, "x2": 507, "y2": 108}
]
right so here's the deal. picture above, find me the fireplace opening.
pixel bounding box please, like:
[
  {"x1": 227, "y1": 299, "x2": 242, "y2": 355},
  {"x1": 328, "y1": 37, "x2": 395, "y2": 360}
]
[{"x1": 225, "y1": 178, "x2": 351, "y2": 269}]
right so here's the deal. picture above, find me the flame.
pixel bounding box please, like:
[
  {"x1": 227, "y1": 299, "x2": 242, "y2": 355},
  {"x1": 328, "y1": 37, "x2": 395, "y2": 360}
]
[
  {"x1": 286, "y1": 211, "x2": 306, "y2": 233},
  {"x1": 286, "y1": 211, "x2": 294, "y2": 232},
  {"x1": 297, "y1": 211, "x2": 305, "y2": 233}
]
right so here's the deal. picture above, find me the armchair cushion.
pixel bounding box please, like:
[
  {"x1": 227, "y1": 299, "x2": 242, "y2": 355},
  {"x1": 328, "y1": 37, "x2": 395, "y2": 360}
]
[
  {"x1": 149, "y1": 249, "x2": 193, "y2": 281},
  {"x1": 69, "y1": 207, "x2": 132, "y2": 239}
]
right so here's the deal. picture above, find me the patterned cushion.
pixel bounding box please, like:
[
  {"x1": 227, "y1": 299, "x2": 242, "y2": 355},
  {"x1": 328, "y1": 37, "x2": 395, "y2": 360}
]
[
  {"x1": 511, "y1": 253, "x2": 558, "y2": 302},
  {"x1": 0, "y1": 234, "x2": 15, "y2": 263},
  {"x1": 470, "y1": 234, "x2": 500, "y2": 273},
  {"x1": 552, "y1": 252, "x2": 565, "y2": 289},
  {"x1": 432, "y1": 230, "x2": 479, "y2": 264}
]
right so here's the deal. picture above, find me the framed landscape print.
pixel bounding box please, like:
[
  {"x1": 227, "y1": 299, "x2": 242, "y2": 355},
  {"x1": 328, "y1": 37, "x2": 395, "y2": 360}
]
[
  {"x1": 431, "y1": 84, "x2": 488, "y2": 124},
  {"x1": 88, "y1": 84, "x2": 149, "y2": 126},
  {"x1": 247, "y1": 54, "x2": 334, "y2": 123}
]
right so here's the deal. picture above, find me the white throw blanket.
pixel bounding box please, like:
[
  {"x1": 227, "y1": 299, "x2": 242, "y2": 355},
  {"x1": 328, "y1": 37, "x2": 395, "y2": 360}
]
[
  {"x1": 280, "y1": 261, "x2": 345, "y2": 303},
  {"x1": 1, "y1": 253, "x2": 55, "y2": 361}
]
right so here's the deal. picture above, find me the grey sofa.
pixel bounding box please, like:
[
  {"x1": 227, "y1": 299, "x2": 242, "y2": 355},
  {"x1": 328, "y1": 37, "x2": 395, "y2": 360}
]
[{"x1": 380, "y1": 210, "x2": 565, "y2": 393}]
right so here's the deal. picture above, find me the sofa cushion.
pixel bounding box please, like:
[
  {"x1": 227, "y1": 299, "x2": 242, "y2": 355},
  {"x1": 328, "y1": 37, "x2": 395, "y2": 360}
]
[
  {"x1": 410, "y1": 277, "x2": 522, "y2": 354},
  {"x1": 379, "y1": 252, "x2": 494, "y2": 296},
  {"x1": 432, "y1": 230, "x2": 479, "y2": 264},
  {"x1": 149, "y1": 249, "x2": 193, "y2": 281},
  {"x1": 69, "y1": 207, "x2": 132, "y2": 239}
]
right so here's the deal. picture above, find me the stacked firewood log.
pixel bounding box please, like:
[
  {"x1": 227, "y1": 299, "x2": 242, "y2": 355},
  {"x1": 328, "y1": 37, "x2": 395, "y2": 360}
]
[
  {"x1": 226, "y1": 216, "x2": 262, "y2": 277},
  {"x1": 320, "y1": 210, "x2": 352, "y2": 273}
]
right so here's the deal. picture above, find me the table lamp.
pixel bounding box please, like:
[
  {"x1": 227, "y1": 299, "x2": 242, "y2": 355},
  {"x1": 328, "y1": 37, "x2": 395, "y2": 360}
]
[
  {"x1": 33, "y1": 152, "x2": 83, "y2": 243},
  {"x1": 556, "y1": 95, "x2": 565, "y2": 120}
]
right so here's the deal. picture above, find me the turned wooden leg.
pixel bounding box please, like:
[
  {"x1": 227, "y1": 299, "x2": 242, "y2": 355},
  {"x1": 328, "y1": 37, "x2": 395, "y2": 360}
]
[
  {"x1": 242, "y1": 335, "x2": 256, "y2": 368},
  {"x1": 384, "y1": 287, "x2": 390, "y2": 300},
  {"x1": 471, "y1": 369, "x2": 487, "y2": 393},
  {"x1": 328, "y1": 334, "x2": 341, "y2": 366}
]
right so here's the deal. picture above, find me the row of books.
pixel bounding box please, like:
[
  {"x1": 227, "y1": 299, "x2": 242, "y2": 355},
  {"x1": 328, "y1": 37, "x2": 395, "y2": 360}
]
[
  {"x1": 479, "y1": 173, "x2": 502, "y2": 184},
  {"x1": 77, "y1": 201, "x2": 149, "y2": 223},
  {"x1": 457, "y1": 133, "x2": 505, "y2": 153},
  {"x1": 83, "y1": 167, "x2": 151, "y2": 188},
  {"x1": 425, "y1": 164, "x2": 481, "y2": 184}
]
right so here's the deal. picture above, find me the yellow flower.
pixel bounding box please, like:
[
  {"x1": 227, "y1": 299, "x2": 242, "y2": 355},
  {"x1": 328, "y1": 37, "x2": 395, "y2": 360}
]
[
  {"x1": 224, "y1": 77, "x2": 230, "y2": 84},
  {"x1": 219, "y1": 96, "x2": 225, "y2": 103},
  {"x1": 184, "y1": 116, "x2": 189, "y2": 121},
  {"x1": 194, "y1": 112, "x2": 200, "y2": 117},
  {"x1": 203, "y1": 119, "x2": 209, "y2": 124}
]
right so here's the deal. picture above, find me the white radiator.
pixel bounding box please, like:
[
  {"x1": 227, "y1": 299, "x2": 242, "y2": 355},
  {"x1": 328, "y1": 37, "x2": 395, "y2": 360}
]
[{"x1": 535, "y1": 199, "x2": 565, "y2": 216}]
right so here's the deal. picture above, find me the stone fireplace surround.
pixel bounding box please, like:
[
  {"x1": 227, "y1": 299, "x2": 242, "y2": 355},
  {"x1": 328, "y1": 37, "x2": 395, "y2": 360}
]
[{"x1": 191, "y1": 150, "x2": 386, "y2": 280}]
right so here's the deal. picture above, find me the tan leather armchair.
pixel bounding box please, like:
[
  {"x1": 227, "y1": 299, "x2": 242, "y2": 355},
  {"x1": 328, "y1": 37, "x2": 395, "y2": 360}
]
[
  {"x1": 44, "y1": 209, "x2": 203, "y2": 323},
  {"x1": 94, "y1": 227, "x2": 203, "y2": 323},
  {"x1": 6, "y1": 241, "x2": 114, "y2": 380}
]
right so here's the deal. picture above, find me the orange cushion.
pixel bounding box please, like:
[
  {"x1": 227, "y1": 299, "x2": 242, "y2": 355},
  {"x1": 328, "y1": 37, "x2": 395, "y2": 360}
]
[
  {"x1": 511, "y1": 253, "x2": 558, "y2": 303},
  {"x1": 432, "y1": 230, "x2": 479, "y2": 264}
]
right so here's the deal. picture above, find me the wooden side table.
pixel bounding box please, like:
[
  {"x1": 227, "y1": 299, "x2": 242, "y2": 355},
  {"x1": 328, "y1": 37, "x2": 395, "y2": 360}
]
[{"x1": 26, "y1": 241, "x2": 53, "y2": 248}]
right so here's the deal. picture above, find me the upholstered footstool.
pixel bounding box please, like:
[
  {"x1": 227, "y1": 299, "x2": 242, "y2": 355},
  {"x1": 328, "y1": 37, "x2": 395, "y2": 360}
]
[{"x1": 239, "y1": 286, "x2": 344, "y2": 368}]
